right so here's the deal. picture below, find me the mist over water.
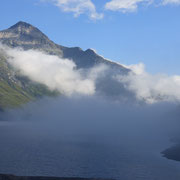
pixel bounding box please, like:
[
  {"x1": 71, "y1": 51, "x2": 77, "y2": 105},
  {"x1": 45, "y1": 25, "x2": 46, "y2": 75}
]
[{"x1": 1, "y1": 96, "x2": 180, "y2": 179}]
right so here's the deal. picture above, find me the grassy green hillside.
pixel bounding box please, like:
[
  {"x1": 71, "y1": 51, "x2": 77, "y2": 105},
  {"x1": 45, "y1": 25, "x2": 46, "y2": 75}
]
[
  {"x1": 0, "y1": 80, "x2": 32, "y2": 109},
  {"x1": 0, "y1": 51, "x2": 58, "y2": 110}
]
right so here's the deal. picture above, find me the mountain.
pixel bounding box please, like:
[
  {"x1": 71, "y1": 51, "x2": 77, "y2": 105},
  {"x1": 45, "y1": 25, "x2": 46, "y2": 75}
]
[
  {"x1": 0, "y1": 21, "x2": 128, "y2": 71},
  {"x1": 0, "y1": 21, "x2": 130, "y2": 109},
  {"x1": 0, "y1": 21, "x2": 63, "y2": 55}
]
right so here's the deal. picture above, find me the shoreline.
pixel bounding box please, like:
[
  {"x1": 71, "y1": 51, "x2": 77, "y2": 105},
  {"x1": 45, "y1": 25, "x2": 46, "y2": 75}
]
[
  {"x1": 0, "y1": 174, "x2": 113, "y2": 180},
  {"x1": 162, "y1": 143, "x2": 180, "y2": 162}
]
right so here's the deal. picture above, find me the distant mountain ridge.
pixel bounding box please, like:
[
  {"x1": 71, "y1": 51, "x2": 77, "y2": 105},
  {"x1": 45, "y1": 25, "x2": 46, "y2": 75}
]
[{"x1": 0, "y1": 21, "x2": 131, "y2": 109}]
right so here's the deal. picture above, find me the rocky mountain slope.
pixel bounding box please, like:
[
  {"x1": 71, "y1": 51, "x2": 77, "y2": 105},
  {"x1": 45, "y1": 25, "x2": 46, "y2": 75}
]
[
  {"x1": 0, "y1": 21, "x2": 130, "y2": 109},
  {"x1": 0, "y1": 21, "x2": 128, "y2": 71}
]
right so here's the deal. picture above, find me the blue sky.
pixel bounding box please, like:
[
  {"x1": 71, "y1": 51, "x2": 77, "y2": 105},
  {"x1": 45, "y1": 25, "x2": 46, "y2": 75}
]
[{"x1": 0, "y1": 0, "x2": 180, "y2": 74}]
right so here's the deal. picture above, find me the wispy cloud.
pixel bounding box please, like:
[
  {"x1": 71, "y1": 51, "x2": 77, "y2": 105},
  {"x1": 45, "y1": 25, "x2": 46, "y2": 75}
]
[
  {"x1": 104, "y1": 0, "x2": 180, "y2": 13},
  {"x1": 104, "y1": 0, "x2": 152, "y2": 12},
  {"x1": 162, "y1": 0, "x2": 180, "y2": 5},
  {"x1": 44, "y1": 0, "x2": 103, "y2": 20},
  {"x1": 41, "y1": 0, "x2": 180, "y2": 18}
]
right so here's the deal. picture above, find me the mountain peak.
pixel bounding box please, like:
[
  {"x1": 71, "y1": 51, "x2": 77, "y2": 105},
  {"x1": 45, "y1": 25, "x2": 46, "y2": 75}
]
[
  {"x1": 7, "y1": 21, "x2": 42, "y2": 36},
  {"x1": 9, "y1": 21, "x2": 33, "y2": 30},
  {"x1": 0, "y1": 21, "x2": 62, "y2": 53}
]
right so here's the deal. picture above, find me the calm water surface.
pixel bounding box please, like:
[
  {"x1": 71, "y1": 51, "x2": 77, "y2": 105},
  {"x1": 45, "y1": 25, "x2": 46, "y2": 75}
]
[{"x1": 0, "y1": 120, "x2": 180, "y2": 180}]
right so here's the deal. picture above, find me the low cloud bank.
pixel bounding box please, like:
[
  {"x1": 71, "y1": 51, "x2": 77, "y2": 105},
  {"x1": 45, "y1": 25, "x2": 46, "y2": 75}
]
[
  {"x1": 117, "y1": 63, "x2": 180, "y2": 103},
  {"x1": 1, "y1": 45, "x2": 107, "y2": 96},
  {"x1": 1, "y1": 44, "x2": 180, "y2": 104}
]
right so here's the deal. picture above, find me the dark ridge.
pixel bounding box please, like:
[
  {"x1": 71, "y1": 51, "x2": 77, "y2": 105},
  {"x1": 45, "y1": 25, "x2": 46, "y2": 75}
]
[
  {"x1": 0, "y1": 174, "x2": 114, "y2": 180},
  {"x1": 85, "y1": 49, "x2": 96, "y2": 54}
]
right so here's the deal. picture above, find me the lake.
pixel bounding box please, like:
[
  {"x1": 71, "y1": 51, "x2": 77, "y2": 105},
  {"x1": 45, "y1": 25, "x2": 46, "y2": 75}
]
[{"x1": 0, "y1": 98, "x2": 180, "y2": 180}]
